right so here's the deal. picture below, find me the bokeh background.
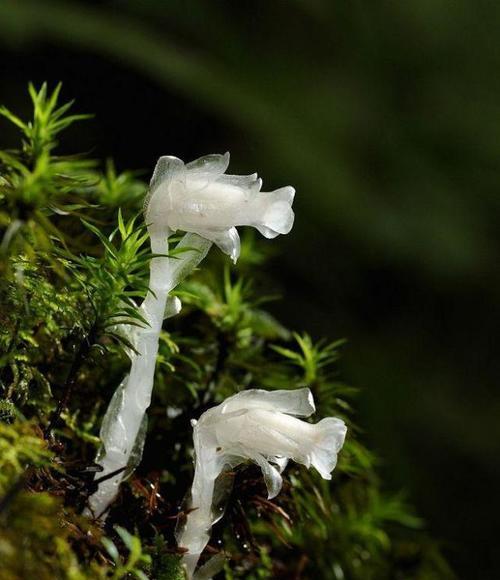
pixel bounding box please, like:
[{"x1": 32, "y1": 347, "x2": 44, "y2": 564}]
[{"x1": 0, "y1": 1, "x2": 498, "y2": 577}]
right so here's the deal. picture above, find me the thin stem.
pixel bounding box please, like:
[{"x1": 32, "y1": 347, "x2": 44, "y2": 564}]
[{"x1": 44, "y1": 326, "x2": 96, "y2": 437}]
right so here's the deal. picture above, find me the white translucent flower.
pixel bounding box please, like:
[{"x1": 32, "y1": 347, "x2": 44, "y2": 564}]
[
  {"x1": 87, "y1": 153, "x2": 296, "y2": 519},
  {"x1": 145, "y1": 152, "x2": 295, "y2": 263},
  {"x1": 178, "y1": 388, "x2": 347, "y2": 578}
]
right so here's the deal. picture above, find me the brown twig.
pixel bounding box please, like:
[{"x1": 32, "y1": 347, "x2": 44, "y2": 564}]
[{"x1": 44, "y1": 326, "x2": 96, "y2": 437}]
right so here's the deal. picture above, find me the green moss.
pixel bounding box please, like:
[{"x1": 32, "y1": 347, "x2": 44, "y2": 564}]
[{"x1": 0, "y1": 85, "x2": 453, "y2": 579}]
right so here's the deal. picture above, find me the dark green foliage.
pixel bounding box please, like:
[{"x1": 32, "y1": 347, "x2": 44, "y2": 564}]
[
  {"x1": 61, "y1": 212, "x2": 154, "y2": 351},
  {"x1": 0, "y1": 86, "x2": 453, "y2": 579},
  {"x1": 101, "y1": 526, "x2": 152, "y2": 580},
  {"x1": 0, "y1": 255, "x2": 81, "y2": 411}
]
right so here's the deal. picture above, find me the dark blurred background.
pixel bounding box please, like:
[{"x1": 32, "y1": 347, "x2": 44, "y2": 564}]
[{"x1": 0, "y1": 1, "x2": 498, "y2": 577}]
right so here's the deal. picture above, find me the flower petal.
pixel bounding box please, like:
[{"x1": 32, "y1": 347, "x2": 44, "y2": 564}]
[
  {"x1": 186, "y1": 152, "x2": 230, "y2": 178},
  {"x1": 222, "y1": 388, "x2": 316, "y2": 417},
  {"x1": 270, "y1": 456, "x2": 289, "y2": 473},
  {"x1": 250, "y1": 452, "x2": 283, "y2": 499},
  {"x1": 255, "y1": 186, "x2": 295, "y2": 238},
  {"x1": 217, "y1": 173, "x2": 262, "y2": 192},
  {"x1": 254, "y1": 225, "x2": 280, "y2": 239},
  {"x1": 309, "y1": 418, "x2": 347, "y2": 480},
  {"x1": 196, "y1": 227, "x2": 240, "y2": 263},
  {"x1": 148, "y1": 155, "x2": 185, "y2": 195},
  {"x1": 145, "y1": 156, "x2": 186, "y2": 221}
]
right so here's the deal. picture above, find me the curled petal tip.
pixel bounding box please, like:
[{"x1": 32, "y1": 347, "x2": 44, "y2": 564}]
[
  {"x1": 185, "y1": 152, "x2": 230, "y2": 175},
  {"x1": 306, "y1": 389, "x2": 315, "y2": 413}
]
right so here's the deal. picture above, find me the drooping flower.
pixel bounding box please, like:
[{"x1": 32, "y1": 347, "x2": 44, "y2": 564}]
[
  {"x1": 178, "y1": 388, "x2": 347, "y2": 578},
  {"x1": 145, "y1": 152, "x2": 295, "y2": 263}
]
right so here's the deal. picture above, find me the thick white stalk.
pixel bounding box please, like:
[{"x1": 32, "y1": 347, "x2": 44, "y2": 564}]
[{"x1": 87, "y1": 231, "x2": 171, "y2": 517}]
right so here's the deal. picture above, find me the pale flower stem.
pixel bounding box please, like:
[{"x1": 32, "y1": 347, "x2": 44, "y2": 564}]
[
  {"x1": 86, "y1": 231, "x2": 171, "y2": 518},
  {"x1": 179, "y1": 455, "x2": 217, "y2": 579},
  {"x1": 178, "y1": 388, "x2": 346, "y2": 577}
]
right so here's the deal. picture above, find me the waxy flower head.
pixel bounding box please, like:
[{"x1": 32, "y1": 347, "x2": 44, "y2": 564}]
[
  {"x1": 178, "y1": 388, "x2": 346, "y2": 578},
  {"x1": 194, "y1": 387, "x2": 347, "y2": 497},
  {"x1": 144, "y1": 153, "x2": 295, "y2": 262}
]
